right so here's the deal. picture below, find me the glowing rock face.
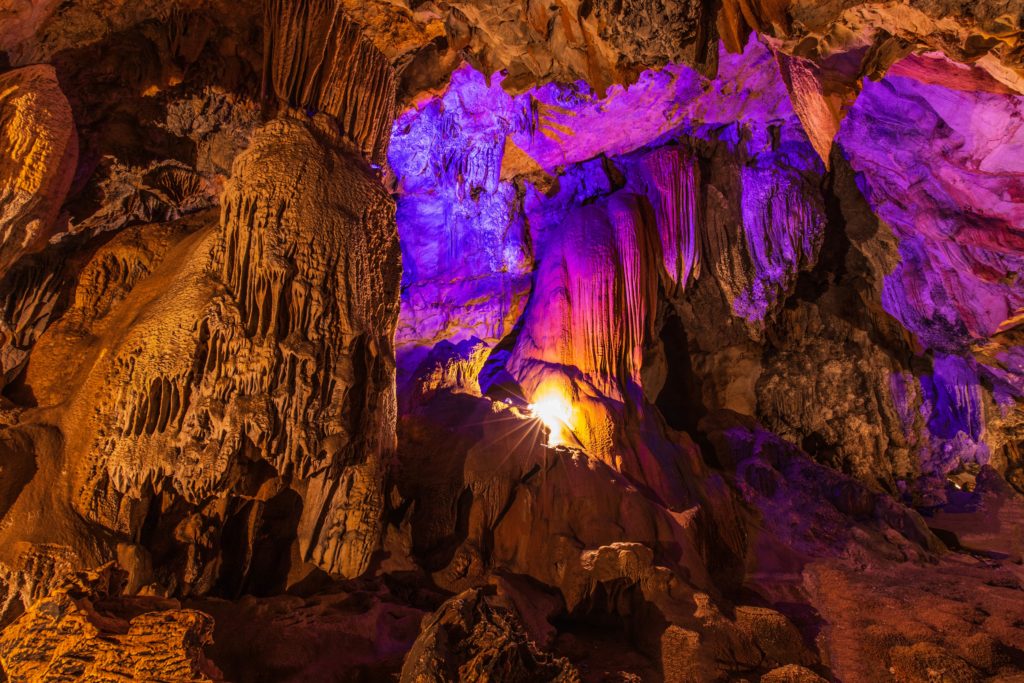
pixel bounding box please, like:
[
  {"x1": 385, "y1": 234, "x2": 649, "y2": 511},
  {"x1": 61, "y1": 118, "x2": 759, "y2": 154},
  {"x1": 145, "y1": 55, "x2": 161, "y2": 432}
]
[
  {"x1": 390, "y1": 38, "x2": 827, "y2": 477},
  {"x1": 838, "y1": 66, "x2": 1024, "y2": 468},
  {"x1": 390, "y1": 37, "x2": 822, "y2": 371},
  {"x1": 840, "y1": 75, "x2": 1024, "y2": 353},
  {"x1": 528, "y1": 388, "x2": 574, "y2": 447},
  {"x1": 511, "y1": 192, "x2": 656, "y2": 396},
  {"x1": 636, "y1": 147, "x2": 702, "y2": 294},
  {"x1": 389, "y1": 67, "x2": 533, "y2": 356},
  {"x1": 504, "y1": 39, "x2": 800, "y2": 175},
  {"x1": 509, "y1": 189, "x2": 660, "y2": 458},
  {"x1": 390, "y1": 34, "x2": 1024, "y2": 487}
]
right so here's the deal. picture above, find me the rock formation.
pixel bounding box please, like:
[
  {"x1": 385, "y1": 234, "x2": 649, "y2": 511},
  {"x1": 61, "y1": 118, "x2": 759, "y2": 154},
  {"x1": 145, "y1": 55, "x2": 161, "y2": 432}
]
[
  {"x1": 400, "y1": 588, "x2": 581, "y2": 683},
  {"x1": 0, "y1": 64, "x2": 77, "y2": 274},
  {"x1": 0, "y1": 564, "x2": 222, "y2": 681},
  {"x1": 0, "y1": 0, "x2": 400, "y2": 635},
  {"x1": 0, "y1": 0, "x2": 1020, "y2": 681}
]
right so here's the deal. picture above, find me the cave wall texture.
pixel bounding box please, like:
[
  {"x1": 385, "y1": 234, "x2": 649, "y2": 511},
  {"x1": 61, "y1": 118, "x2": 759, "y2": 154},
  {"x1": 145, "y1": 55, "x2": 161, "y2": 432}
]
[{"x1": 0, "y1": 0, "x2": 1021, "y2": 681}]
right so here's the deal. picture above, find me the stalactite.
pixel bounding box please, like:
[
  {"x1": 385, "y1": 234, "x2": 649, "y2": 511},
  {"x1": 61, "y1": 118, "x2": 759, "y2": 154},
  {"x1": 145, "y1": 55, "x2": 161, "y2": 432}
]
[
  {"x1": 509, "y1": 192, "x2": 661, "y2": 448},
  {"x1": 640, "y1": 146, "x2": 702, "y2": 296},
  {"x1": 262, "y1": 0, "x2": 396, "y2": 163},
  {"x1": 74, "y1": 115, "x2": 399, "y2": 581},
  {"x1": 703, "y1": 158, "x2": 825, "y2": 322}
]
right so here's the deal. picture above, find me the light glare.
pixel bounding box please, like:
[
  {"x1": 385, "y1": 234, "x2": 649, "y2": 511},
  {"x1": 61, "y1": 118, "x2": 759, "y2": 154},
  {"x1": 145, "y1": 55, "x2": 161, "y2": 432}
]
[{"x1": 528, "y1": 393, "x2": 573, "y2": 447}]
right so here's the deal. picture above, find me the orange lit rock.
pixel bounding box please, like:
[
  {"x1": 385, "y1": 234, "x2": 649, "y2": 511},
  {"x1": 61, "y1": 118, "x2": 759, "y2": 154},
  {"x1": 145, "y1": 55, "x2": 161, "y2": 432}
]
[
  {"x1": 0, "y1": 564, "x2": 222, "y2": 682},
  {"x1": 0, "y1": 64, "x2": 77, "y2": 275},
  {"x1": 57, "y1": 115, "x2": 400, "y2": 588},
  {"x1": 262, "y1": 0, "x2": 397, "y2": 162},
  {"x1": 0, "y1": 3, "x2": 402, "y2": 610}
]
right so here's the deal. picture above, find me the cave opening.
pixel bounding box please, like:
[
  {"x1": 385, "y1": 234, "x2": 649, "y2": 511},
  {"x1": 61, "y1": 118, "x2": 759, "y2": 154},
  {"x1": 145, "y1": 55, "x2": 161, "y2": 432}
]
[{"x1": 654, "y1": 307, "x2": 706, "y2": 438}]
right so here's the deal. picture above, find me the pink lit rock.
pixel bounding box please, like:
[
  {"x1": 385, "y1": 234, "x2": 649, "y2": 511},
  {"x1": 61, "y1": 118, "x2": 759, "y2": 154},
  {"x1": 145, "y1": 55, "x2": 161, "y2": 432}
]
[{"x1": 839, "y1": 68, "x2": 1024, "y2": 407}]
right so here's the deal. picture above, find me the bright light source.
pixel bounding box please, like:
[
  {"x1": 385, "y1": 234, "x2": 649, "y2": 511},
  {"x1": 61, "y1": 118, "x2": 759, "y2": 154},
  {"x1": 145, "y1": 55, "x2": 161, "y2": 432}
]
[{"x1": 528, "y1": 392, "x2": 573, "y2": 447}]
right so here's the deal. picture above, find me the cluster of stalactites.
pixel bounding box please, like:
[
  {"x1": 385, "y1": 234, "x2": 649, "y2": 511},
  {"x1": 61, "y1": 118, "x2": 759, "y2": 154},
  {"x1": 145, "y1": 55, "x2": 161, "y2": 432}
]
[
  {"x1": 75, "y1": 114, "x2": 399, "y2": 584},
  {"x1": 510, "y1": 192, "x2": 660, "y2": 408},
  {"x1": 262, "y1": 0, "x2": 396, "y2": 164},
  {"x1": 639, "y1": 147, "x2": 702, "y2": 297}
]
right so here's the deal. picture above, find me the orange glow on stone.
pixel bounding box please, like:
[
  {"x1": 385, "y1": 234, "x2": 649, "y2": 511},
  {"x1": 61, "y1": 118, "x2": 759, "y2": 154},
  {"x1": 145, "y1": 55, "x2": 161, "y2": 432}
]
[{"x1": 528, "y1": 391, "x2": 573, "y2": 447}]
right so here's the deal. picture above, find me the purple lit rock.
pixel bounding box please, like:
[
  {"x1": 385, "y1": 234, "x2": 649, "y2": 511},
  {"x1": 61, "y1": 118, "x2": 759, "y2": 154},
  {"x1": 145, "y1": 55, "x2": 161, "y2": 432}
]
[
  {"x1": 836, "y1": 63, "x2": 1024, "y2": 475},
  {"x1": 389, "y1": 23, "x2": 1022, "y2": 523},
  {"x1": 839, "y1": 71, "x2": 1024, "y2": 360},
  {"x1": 391, "y1": 36, "x2": 827, "y2": 382},
  {"x1": 390, "y1": 67, "x2": 533, "y2": 361}
]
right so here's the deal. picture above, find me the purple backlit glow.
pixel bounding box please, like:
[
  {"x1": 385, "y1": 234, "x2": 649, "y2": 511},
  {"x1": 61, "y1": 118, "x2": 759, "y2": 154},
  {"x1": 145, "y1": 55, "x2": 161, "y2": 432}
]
[
  {"x1": 839, "y1": 74, "x2": 1024, "y2": 375},
  {"x1": 390, "y1": 35, "x2": 1024, "y2": 479}
]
